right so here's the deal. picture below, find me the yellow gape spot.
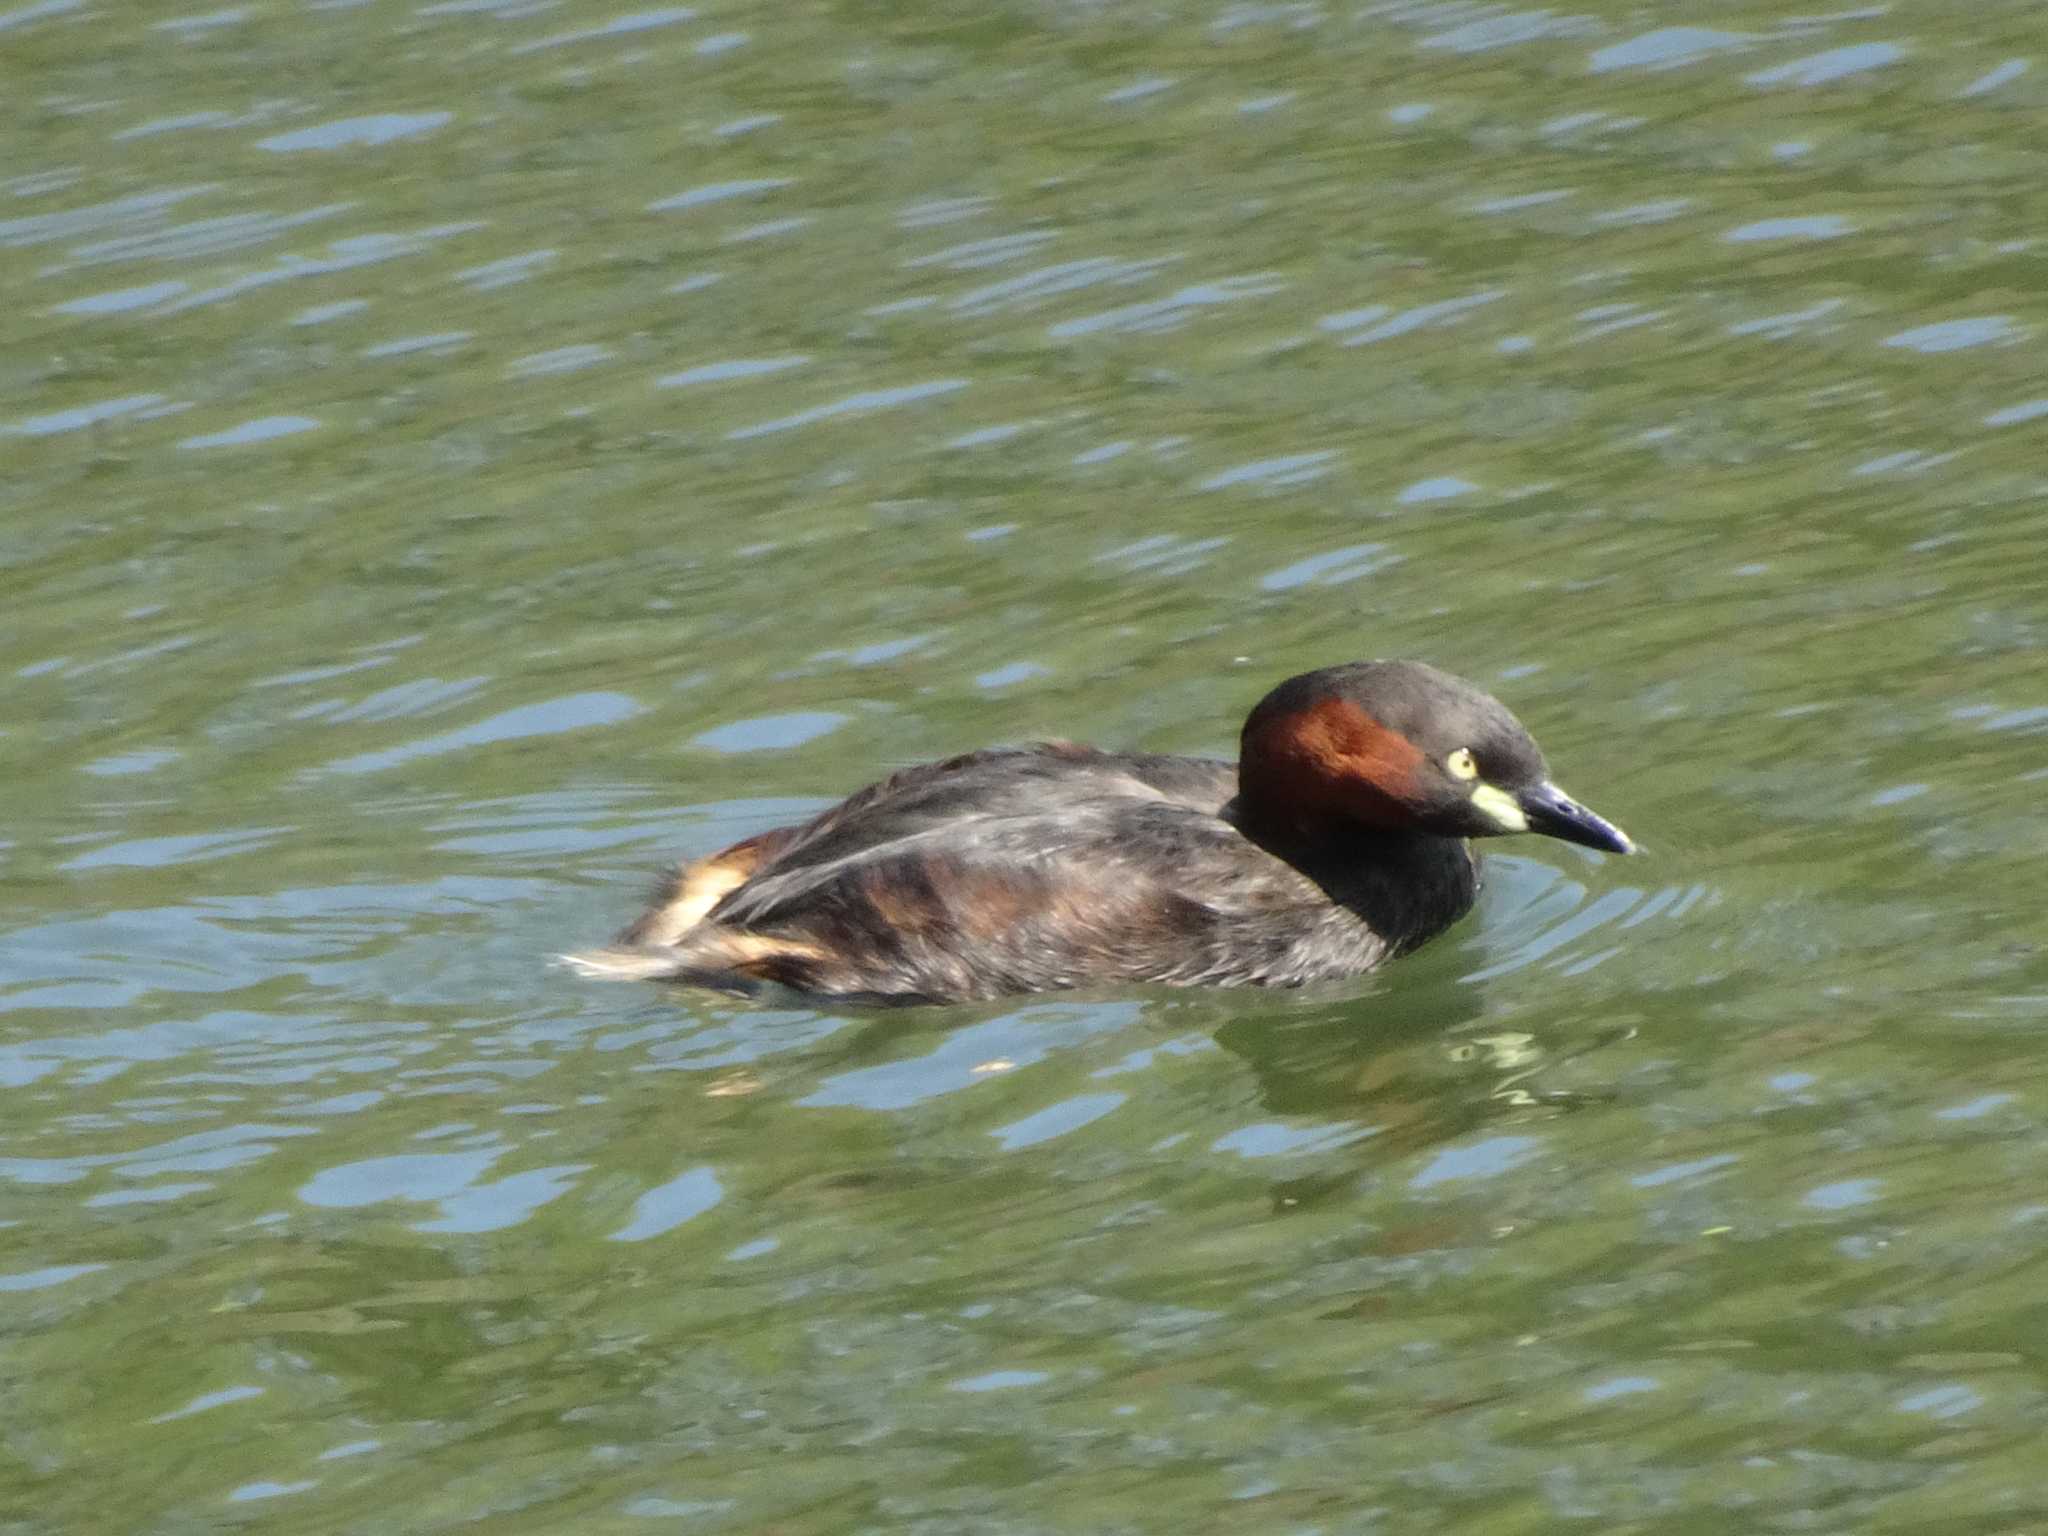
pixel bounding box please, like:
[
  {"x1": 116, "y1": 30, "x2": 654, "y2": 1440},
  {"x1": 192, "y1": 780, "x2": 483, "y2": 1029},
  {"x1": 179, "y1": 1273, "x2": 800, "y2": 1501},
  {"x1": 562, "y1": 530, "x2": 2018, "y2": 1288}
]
[{"x1": 1470, "y1": 782, "x2": 1528, "y2": 832}]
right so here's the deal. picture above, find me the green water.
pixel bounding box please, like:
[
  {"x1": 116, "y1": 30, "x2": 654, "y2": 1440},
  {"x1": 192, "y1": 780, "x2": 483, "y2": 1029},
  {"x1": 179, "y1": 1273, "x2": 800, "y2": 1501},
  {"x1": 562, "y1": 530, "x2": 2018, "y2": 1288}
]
[{"x1": 6, "y1": 0, "x2": 2048, "y2": 1529}]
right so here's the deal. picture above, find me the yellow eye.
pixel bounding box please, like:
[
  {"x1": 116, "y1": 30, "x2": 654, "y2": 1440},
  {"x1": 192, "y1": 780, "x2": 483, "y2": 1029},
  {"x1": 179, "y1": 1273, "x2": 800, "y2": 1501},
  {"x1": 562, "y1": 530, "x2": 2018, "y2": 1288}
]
[{"x1": 1446, "y1": 747, "x2": 1479, "y2": 781}]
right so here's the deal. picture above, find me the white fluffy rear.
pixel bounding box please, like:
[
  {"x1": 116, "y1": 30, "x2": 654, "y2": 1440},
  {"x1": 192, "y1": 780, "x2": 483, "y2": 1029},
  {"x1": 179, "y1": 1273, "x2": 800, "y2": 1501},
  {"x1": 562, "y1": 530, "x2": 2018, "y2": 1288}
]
[{"x1": 555, "y1": 947, "x2": 687, "y2": 982}]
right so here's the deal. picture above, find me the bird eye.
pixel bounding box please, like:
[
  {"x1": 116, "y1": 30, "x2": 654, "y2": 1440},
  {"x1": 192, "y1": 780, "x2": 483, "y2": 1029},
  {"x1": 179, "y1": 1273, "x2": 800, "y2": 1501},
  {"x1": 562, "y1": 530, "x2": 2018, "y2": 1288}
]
[{"x1": 1446, "y1": 747, "x2": 1479, "y2": 781}]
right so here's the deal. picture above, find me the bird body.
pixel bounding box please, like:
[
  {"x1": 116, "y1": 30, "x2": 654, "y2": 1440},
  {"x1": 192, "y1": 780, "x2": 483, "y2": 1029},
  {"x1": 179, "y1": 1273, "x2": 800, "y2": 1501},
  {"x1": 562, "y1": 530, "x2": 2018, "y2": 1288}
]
[{"x1": 565, "y1": 661, "x2": 1632, "y2": 1004}]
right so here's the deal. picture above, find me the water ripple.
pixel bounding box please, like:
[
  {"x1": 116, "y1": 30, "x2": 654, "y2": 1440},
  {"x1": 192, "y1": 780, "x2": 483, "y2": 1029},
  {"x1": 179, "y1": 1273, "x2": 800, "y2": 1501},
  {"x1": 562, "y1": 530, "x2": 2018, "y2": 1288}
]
[
  {"x1": 693, "y1": 712, "x2": 846, "y2": 753},
  {"x1": 1591, "y1": 198, "x2": 1691, "y2": 226},
  {"x1": 1959, "y1": 59, "x2": 2028, "y2": 98},
  {"x1": 950, "y1": 257, "x2": 1178, "y2": 318},
  {"x1": 1411, "y1": 1134, "x2": 1541, "y2": 1188},
  {"x1": 159, "y1": 225, "x2": 477, "y2": 314},
  {"x1": 802, "y1": 1004, "x2": 1139, "y2": 1112},
  {"x1": 0, "y1": 185, "x2": 213, "y2": 247},
  {"x1": 1589, "y1": 27, "x2": 1752, "y2": 73},
  {"x1": 508, "y1": 344, "x2": 613, "y2": 377},
  {"x1": 899, "y1": 196, "x2": 993, "y2": 229},
  {"x1": 56, "y1": 203, "x2": 362, "y2": 274},
  {"x1": 153, "y1": 8, "x2": 251, "y2": 35},
  {"x1": 1882, "y1": 316, "x2": 2017, "y2": 353},
  {"x1": 52, "y1": 279, "x2": 187, "y2": 315},
  {"x1": 150, "y1": 1384, "x2": 264, "y2": 1423},
  {"x1": 0, "y1": 1124, "x2": 321, "y2": 1186},
  {"x1": 322, "y1": 691, "x2": 646, "y2": 774},
  {"x1": 1398, "y1": 475, "x2": 1477, "y2": 504},
  {"x1": 1048, "y1": 273, "x2": 1283, "y2": 338},
  {"x1": 0, "y1": 1262, "x2": 107, "y2": 1291},
  {"x1": 457, "y1": 249, "x2": 557, "y2": 289},
  {"x1": 1212, "y1": 1121, "x2": 1372, "y2": 1158},
  {"x1": 1723, "y1": 215, "x2": 1852, "y2": 242},
  {"x1": 0, "y1": 0, "x2": 84, "y2": 29},
  {"x1": 292, "y1": 298, "x2": 370, "y2": 325},
  {"x1": 1097, "y1": 534, "x2": 1230, "y2": 577},
  {"x1": 725, "y1": 379, "x2": 966, "y2": 441},
  {"x1": 725, "y1": 216, "x2": 811, "y2": 244},
  {"x1": 416, "y1": 0, "x2": 555, "y2": 13},
  {"x1": 991, "y1": 1093, "x2": 1127, "y2": 1150},
  {"x1": 257, "y1": 113, "x2": 453, "y2": 152},
  {"x1": 1747, "y1": 42, "x2": 1904, "y2": 88},
  {"x1": 905, "y1": 232, "x2": 1061, "y2": 271},
  {"x1": 510, "y1": 6, "x2": 695, "y2": 52},
  {"x1": 657, "y1": 355, "x2": 809, "y2": 389},
  {"x1": 298, "y1": 1147, "x2": 584, "y2": 1232},
  {"x1": 229, "y1": 1481, "x2": 318, "y2": 1505},
  {"x1": 179, "y1": 415, "x2": 321, "y2": 450},
  {"x1": 647, "y1": 178, "x2": 794, "y2": 213},
  {"x1": 1984, "y1": 399, "x2": 2048, "y2": 427},
  {"x1": 1728, "y1": 298, "x2": 1844, "y2": 339},
  {"x1": 362, "y1": 330, "x2": 474, "y2": 358},
  {"x1": 609, "y1": 1165, "x2": 723, "y2": 1240},
  {"x1": 1260, "y1": 543, "x2": 1400, "y2": 590},
  {"x1": 325, "y1": 676, "x2": 488, "y2": 724},
  {"x1": 62, "y1": 827, "x2": 292, "y2": 871},
  {"x1": 5, "y1": 394, "x2": 166, "y2": 437},
  {"x1": 1197, "y1": 451, "x2": 1336, "y2": 492},
  {"x1": 1421, "y1": 11, "x2": 1597, "y2": 54},
  {"x1": 1336, "y1": 290, "x2": 1503, "y2": 345}
]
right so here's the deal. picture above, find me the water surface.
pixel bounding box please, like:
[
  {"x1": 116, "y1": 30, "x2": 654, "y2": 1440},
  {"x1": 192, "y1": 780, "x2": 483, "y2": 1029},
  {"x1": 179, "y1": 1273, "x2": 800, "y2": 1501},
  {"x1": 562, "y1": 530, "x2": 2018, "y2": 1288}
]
[{"x1": 6, "y1": 0, "x2": 2048, "y2": 1529}]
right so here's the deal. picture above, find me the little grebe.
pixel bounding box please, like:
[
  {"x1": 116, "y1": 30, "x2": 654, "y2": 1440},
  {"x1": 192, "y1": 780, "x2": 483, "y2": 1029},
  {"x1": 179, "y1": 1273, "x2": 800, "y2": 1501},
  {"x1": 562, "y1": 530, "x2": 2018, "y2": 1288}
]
[{"x1": 564, "y1": 660, "x2": 1633, "y2": 1003}]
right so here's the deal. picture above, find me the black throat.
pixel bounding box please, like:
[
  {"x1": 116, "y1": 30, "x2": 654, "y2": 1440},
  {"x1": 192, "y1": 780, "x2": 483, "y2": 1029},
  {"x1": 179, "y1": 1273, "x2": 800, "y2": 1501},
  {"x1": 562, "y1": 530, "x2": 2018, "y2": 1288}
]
[{"x1": 1226, "y1": 796, "x2": 1480, "y2": 955}]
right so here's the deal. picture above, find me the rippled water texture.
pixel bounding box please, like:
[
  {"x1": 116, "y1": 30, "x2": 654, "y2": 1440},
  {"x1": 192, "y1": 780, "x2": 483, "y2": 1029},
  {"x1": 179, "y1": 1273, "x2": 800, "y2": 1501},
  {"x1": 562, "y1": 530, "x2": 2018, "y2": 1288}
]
[{"x1": 6, "y1": 0, "x2": 2048, "y2": 1529}]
